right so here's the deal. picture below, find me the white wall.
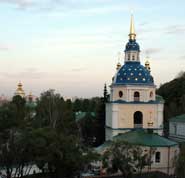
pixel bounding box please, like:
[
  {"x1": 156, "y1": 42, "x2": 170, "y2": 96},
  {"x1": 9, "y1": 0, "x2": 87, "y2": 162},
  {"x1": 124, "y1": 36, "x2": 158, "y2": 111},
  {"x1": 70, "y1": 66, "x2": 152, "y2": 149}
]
[
  {"x1": 111, "y1": 85, "x2": 156, "y2": 102},
  {"x1": 169, "y1": 122, "x2": 185, "y2": 141}
]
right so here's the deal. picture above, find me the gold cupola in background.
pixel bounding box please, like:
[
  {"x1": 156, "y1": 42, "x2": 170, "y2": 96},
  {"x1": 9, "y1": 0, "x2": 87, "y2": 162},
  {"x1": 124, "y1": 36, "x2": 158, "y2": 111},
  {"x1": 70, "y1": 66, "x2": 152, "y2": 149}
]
[
  {"x1": 28, "y1": 92, "x2": 33, "y2": 102},
  {"x1": 15, "y1": 82, "x2": 25, "y2": 98}
]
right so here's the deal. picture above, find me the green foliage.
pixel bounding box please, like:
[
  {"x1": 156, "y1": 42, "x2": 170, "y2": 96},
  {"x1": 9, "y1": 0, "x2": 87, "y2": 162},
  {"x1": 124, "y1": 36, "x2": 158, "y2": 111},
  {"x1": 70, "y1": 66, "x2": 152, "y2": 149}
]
[
  {"x1": 73, "y1": 95, "x2": 106, "y2": 146},
  {"x1": 175, "y1": 145, "x2": 185, "y2": 178},
  {"x1": 157, "y1": 71, "x2": 185, "y2": 135},
  {"x1": 0, "y1": 90, "x2": 99, "y2": 178},
  {"x1": 35, "y1": 89, "x2": 64, "y2": 129},
  {"x1": 102, "y1": 141, "x2": 151, "y2": 178},
  {"x1": 0, "y1": 95, "x2": 34, "y2": 178}
]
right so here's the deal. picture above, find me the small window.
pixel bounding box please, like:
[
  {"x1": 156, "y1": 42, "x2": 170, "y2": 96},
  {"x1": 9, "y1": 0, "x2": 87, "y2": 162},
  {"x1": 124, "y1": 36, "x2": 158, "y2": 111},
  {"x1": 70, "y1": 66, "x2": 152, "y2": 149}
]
[
  {"x1": 132, "y1": 55, "x2": 135, "y2": 60},
  {"x1": 150, "y1": 91, "x2": 153, "y2": 98},
  {"x1": 174, "y1": 124, "x2": 177, "y2": 135},
  {"x1": 128, "y1": 54, "x2": 130, "y2": 61},
  {"x1": 174, "y1": 150, "x2": 178, "y2": 157},
  {"x1": 155, "y1": 152, "x2": 161, "y2": 163},
  {"x1": 134, "y1": 92, "x2": 140, "y2": 101},
  {"x1": 119, "y1": 91, "x2": 123, "y2": 98}
]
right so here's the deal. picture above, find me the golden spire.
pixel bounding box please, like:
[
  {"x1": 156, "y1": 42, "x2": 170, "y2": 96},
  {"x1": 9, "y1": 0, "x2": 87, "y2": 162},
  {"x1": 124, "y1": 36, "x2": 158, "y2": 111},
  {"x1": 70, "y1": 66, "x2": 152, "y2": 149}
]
[{"x1": 129, "y1": 14, "x2": 136, "y2": 40}]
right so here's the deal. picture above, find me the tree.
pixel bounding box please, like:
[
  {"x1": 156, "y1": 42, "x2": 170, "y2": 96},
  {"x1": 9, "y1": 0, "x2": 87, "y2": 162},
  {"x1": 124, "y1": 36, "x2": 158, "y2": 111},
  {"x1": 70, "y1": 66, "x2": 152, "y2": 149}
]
[
  {"x1": 0, "y1": 96, "x2": 33, "y2": 178},
  {"x1": 32, "y1": 90, "x2": 97, "y2": 178},
  {"x1": 95, "y1": 97, "x2": 105, "y2": 146},
  {"x1": 73, "y1": 99, "x2": 82, "y2": 112},
  {"x1": 157, "y1": 71, "x2": 185, "y2": 136},
  {"x1": 102, "y1": 141, "x2": 151, "y2": 178},
  {"x1": 0, "y1": 90, "x2": 99, "y2": 178},
  {"x1": 35, "y1": 89, "x2": 64, "y2": 129},
  {"x1": 103, "y1": 141, "x2": 134, "y2": 178},
  {"x1": 132, "y1": 147, "x2": 154, "y2": 174},
  {"x1": 175, "y1": 144, "x2": 185, "y2": 178},
  {"x1": 79, "y1": 112, "x2": 97, "y2": 146},
  {"x1": 103, "y1": 83, "x2": 108, "y2": 102},
  {"x1": 82, "y1": 99, "x2": 90, "y2": 112}
]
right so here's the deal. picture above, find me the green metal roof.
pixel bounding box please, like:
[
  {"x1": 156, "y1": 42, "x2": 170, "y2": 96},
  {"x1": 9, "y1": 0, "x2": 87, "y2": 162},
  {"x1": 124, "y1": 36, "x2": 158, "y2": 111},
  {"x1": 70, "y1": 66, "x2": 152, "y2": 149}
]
[
  {"x1": 75, "y1": 111, "x2": 96, "y2": 122},
  {"x1": 95, "y1": 140, "x2": 112, "y2": 153},
  {"x1": 170, "y1": 114, "x2": 185, "y2": 123},
  {"x1": 156, "y1": 95, "x2": 165, "y2": 103},
  {"x1": 113, "y1": 130, "x2": 178, "y2": 147},
  {"x1": 25, "y1": 101, "x2": 37, "y2": 109}
]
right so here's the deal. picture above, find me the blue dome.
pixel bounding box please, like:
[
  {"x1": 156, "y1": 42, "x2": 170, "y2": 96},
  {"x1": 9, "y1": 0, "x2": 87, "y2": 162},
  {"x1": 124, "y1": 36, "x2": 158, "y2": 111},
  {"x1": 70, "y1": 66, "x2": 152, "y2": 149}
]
[
  {"x1": 114, "y1": 62, "x2": 154, "y2": 85},
  {"x1": 125, "y1": 39, "x2": 140, "y2": 52}
]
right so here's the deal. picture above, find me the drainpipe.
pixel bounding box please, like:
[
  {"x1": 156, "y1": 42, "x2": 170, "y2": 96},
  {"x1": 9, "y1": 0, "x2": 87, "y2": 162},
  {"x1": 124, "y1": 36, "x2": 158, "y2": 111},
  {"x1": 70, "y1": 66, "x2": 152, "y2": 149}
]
[{"x1": 167, "y1": 147, "x2": 170, "y2": 175}]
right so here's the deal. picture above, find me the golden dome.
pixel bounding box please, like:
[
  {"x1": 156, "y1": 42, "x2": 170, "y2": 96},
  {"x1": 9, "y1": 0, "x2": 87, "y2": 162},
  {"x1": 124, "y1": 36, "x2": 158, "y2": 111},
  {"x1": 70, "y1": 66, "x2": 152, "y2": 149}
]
[{"x1": 15, "y1": 82, "x2": 25, "y2": 98}]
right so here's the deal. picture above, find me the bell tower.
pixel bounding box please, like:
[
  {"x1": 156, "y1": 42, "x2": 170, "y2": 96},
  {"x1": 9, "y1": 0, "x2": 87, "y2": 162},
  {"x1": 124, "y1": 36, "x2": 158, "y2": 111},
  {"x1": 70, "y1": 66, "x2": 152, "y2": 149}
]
[{"x1": 105, "y1": 15, "x2": 164, "y2": 140}]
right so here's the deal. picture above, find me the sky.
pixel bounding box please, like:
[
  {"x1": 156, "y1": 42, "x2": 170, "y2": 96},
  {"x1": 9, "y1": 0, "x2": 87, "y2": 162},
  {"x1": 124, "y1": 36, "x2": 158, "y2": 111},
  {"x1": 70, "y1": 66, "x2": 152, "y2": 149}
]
[{"x1": 0, "y1": 0, "x2": 185, "y2": 98}]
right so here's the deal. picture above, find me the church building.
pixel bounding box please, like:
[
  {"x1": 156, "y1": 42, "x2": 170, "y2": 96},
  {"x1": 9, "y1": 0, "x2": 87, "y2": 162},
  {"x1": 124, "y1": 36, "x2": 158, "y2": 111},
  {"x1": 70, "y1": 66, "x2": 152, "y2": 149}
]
[
  {"x1": 106, "y1": 15, "x2": 164, "y2": 140},
  {"x1": 97, "y1": 15, "x2": 179, "y2": 175}
]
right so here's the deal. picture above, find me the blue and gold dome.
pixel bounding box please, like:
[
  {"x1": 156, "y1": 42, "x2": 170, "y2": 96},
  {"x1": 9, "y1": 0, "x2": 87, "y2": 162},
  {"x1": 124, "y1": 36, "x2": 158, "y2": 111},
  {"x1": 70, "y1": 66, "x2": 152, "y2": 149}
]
[
  {"x1": 113, "y1": 15, "x2": 154, "y2": 86},
  {"x1": 114, "y1": 62, "x2": 154, "y2": 85}
]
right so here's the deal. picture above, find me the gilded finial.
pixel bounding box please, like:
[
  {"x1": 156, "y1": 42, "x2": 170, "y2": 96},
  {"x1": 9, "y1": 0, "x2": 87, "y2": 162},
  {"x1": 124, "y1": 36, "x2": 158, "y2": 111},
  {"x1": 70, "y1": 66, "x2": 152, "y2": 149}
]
[
  {"x1": 116, "y1": 62, "x2": 121, "y2": 70},
  {"x1": 129, "y1": 14, "x2": 136, "y2": 40},
  {"x1": 116, "y1": 52, "x2": 121, "y2": 70},
  {"x1": 145, "y1": 60, "x2": 151, "y2": 72}
]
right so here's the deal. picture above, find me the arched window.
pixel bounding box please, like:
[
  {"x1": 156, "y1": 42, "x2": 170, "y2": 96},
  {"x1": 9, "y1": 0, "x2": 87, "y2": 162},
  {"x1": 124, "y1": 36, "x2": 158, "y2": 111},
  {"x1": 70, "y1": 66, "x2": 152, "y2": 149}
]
[
  {"x1": 155, "y1": 152, "x2": 161, "y2": 163},
  {"x1": 119, "y1": 91, "x2": 123, "y2": 98},
  {"x1": 132, "y1": 55, "x2": 135, "y2": 60},
  {"x1": 150, "y1": 91, "x2": 153, "y2": 98},
  {"x1": 128, "y1": 54, "x2": 130, "y2": 61},
  {"x1": 134, "y1": 111, "x2": 143, "y2": 128},
  {"x1": 134, "y1": 92, "x2": 140, "y2": 101},
  {"x1": 173, "y1": 124, "x2": 177, "y2": 135}
]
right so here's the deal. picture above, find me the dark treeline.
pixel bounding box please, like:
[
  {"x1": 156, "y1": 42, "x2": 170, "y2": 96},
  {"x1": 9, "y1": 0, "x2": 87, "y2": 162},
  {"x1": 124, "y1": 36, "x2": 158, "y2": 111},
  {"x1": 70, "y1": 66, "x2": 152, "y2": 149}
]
[
  {"x1": 0, "y1": 89, "x2": 104, "y2": 178},
  {"x1": 157, "y1": 71, "x2": 185, "y2": 135},
  {"x1": 73, "y1": 97, "x2": 106, "y2": 147}
]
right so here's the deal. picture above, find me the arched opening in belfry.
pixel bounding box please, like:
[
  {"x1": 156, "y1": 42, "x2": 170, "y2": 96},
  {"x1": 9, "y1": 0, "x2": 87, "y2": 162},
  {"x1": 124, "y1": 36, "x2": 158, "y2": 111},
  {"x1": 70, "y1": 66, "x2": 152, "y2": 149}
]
[
  {"x1": 134, "y1": 91, "x2": 140, "y2": 101},
  {"x1": 134, "y1": 111, "x2": 143, "y2": 128}
]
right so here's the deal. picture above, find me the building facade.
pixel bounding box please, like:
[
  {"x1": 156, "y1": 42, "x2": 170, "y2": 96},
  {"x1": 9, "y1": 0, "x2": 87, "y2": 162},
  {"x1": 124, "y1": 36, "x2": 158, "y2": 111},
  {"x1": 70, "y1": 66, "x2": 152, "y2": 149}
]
[
  {"x1": 169, "y1": 114, "x2": 185, "y2": 142},
  {"x1": 101, "y1": 15, "x2": 179, "y2": 175}
]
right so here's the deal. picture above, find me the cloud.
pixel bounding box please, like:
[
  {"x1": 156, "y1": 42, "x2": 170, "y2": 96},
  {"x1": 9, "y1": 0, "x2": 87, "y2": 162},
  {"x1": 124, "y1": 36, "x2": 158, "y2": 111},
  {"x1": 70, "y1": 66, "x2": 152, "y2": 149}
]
[
  {"x1": 0, "y1": 44, "x2": 13, "y2": 51},
  {"x1": 0, "y1": 0, "x2": 35, "y2": 8},
  {"x1": 164, "y1": 25, "x2": 185, "y2": 34},
  {"x1": 71, "y1": 67, "x2": 87, "y2": 72},
  {"x1": 143, "y1": 48, "x2": 162, "y2": 55},
  {"x1": 138, "y1": 22, "x2": 149, "y2": 27},
  {"x1": 0, "y1": 0, "x2": 141, "y2": 15},
  {"x1": 0, "y1": 68, "x2": 48, "y2": 79},
  {"x1": 178, "y1": 55, "x2": 185, "y2": 60}
]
